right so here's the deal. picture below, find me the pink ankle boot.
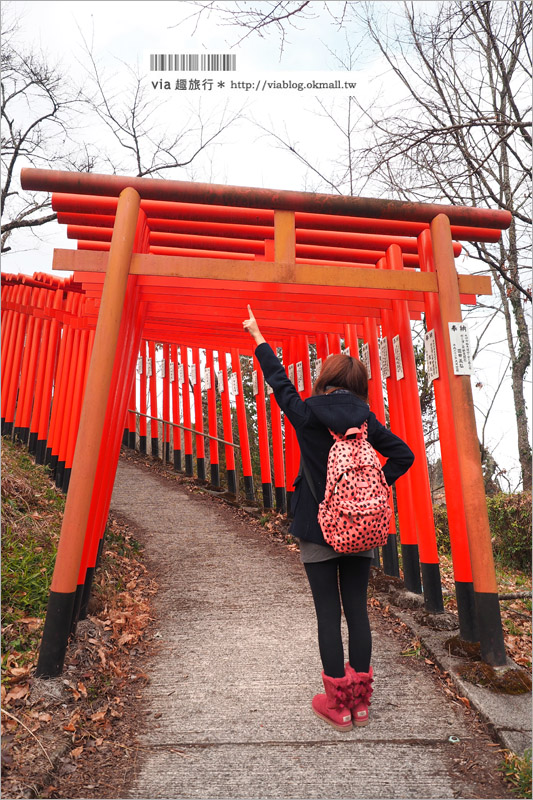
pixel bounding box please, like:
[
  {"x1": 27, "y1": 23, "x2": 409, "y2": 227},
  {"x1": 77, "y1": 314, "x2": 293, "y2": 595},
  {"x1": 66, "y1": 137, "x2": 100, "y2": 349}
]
[
  {"x1": 345, "y1": 663, "x2": 373, "y2": 727},
  {"x1": 311, "y1": 672, "x2": 353, "y2": 731}
]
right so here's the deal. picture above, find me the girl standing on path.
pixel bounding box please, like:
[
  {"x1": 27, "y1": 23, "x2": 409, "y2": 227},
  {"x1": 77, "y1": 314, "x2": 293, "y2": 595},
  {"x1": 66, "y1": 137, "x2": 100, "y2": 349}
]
[{"x1": 243, "y1": 306, "x2": 414, "y2": 731}]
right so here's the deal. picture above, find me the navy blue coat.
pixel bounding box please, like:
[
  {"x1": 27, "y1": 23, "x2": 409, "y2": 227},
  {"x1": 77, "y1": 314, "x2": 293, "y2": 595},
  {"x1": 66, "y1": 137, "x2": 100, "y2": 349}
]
[{"x1": 255, "y1": 342, "x2": 415, "y2": 546}]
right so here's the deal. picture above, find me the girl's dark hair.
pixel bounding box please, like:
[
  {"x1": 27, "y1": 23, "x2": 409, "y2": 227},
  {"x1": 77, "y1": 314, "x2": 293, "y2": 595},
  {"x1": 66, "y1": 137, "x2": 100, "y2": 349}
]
[{"x1": 312, "y1": 354, "x2": 368, "y2": 401}]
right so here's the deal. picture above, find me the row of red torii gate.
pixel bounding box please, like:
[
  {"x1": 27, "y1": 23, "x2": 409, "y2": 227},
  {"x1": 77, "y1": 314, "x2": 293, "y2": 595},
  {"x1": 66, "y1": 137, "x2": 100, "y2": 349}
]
[{"x1": 1, "y1": 168, "x2": 512, "y2": 678}]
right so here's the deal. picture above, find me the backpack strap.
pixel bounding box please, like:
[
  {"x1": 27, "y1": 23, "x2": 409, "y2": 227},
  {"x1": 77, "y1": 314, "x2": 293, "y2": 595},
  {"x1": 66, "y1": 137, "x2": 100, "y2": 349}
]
[{"x1": 329, "y1": 421, "x2": 368, "y2": 441}]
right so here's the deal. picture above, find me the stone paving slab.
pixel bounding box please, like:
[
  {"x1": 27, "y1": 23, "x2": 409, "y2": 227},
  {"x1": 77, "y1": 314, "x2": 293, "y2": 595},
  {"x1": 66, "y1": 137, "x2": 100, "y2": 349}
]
[{"x1": 110, "y1": 458, "x2": 514, "y2": 800}]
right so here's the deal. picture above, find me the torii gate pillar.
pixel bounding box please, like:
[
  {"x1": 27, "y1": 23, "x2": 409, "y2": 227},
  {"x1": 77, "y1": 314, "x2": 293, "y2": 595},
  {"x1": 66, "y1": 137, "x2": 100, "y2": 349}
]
[
  {"x1": 36, "y1": 188, "x2": 141, "y2": 677},
  {"x1": 431, "y1": 214, "x2": 506, "y2": 666}
]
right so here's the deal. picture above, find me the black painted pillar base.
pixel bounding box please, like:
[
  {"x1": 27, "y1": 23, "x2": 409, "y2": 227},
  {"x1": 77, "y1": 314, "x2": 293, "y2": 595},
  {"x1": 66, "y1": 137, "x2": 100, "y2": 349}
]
[
  {"x1": 151, "y1": 437, "x2": 159, "y2": 458},
  {"x1": 275, "y1": 486, "x2": 287, "y2": 514},
  {"x1": 70, "y1": 583, "x2": 85, "y2": 635},
  {"x1": 455, "y1": 580, "x2": 479, "y2": 643},
  {"x1": 244, "y1": 475, "x2": 255, "y2": 502},
  {"x1": 3, "y1": 421, "x2": 13, "y2": 437},
  {"x1": 421, "y1": 562, "x2": 445, "y2": 612},
  {"x1": 122, "y1": 429, "x2": 129, "y2": 447},
  {"x1": 226, "y1": 469, "x2": 237, "y2": 495},
  {"x1": 197, "y1": 457, "x2": 206, "y2": 480},
  {"x1": 79, "y1": 567, "x2": 96, "y2": 622},
  {"x1": 174, "y1": 449, "x2": 182, "y2": 471},
  {"x1": 55, "y1": 461, "x2": 65, "y2": 491},
  {"x1": 128, "y1": 431, "x2": 136, "y2": 450},
  {"x1": 49, "y1": 453, "x2": 58, "y2": 479},
  {"x1": 210, "y1": 463, "x2": 220, "y2": 487},
  {"x1": 14, "y1": 427, "x2": 29, "y2": 444},
  {"x1": 139, "y1": 435, "x2": 147, "y2": 454},
  {"x1": 185, "y1": 454, "x2": 194, "y2": 476},
  {"x1": 62, "y1": 467, "x2": 72, "y2": 494},
  {"x1": 382, "y1": 533, "x2": 400, "y2": 577},
  {"x1": 1, "y1": 417, "x2": 5, "y2": 435},
  {"x1": 262, "y1": 482, "x2": 273, "y2": 509},
  {"x1": 286, "y1": 489, "x2": 294, "y2": 518},
  {"x1": 45, "y1": 446, "x2": 53, "y2": 466},
  {"x1": 401, "y1": 543, "x2": 422, "y2": 594},
  {"x1": 36, "y1": 590, "x2": 76, "y2": 678},
  {"x1": 165, "y1": 442, "x2": 171, "y2": 463},
  {"x1": 475, "y1": 592, "x2": 507, "y2": 666},
  {"x1": 372, "y1": 548, "x2": 381, "y2": 569},
  {"x1": 28, "y1": 431, "x2": 38, "y2": 454},
  {"x1": 35, "y1": 439, "x2": 47, "y2": 464}
]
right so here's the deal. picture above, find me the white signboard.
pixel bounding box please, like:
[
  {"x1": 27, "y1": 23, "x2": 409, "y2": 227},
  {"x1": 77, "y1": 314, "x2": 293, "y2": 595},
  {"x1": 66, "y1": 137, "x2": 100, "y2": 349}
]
[
  {"x1": 361, "y1": 342, "x2": 371, "y2": 380},
  {"x1": 252, "y1": 370, "x2": 258, "y2": 396},
  {"x1": 266, "y1": 381, "x2": 274, "y2": 395},
  {"x1": 190, "y1": 365, "x2": 197, "y2": 386},
  {"x1": 379, "y1": 338, "x2": 390, "y2": 379},
  {"x1": 217, "y1": 371, "x2": 224, "y2": 392},
  {"x1": 136, "y1": 356, "x2": 143, "y2": 375},
  {"x1": 146, "y1": 357, "x2": 153, "y2": 378},
  {"x1": 449, "y1": 322, "x2": 473, "y2": 375},
  {"x1": 158, "y1": 359, "x2": 166, "y2": 378},
  {"x1": 169, "y1": 361, "x2": 175, "y2": 382},
  {"x1": 315, "y1": 357, "x2": 322, "y2": 380},
  {"x1": 392, "y1": 335, "x2": 404, "y2": 380},
  {"x1": 296, "y1": 361, "x2": 304, "y2": 391},
  {"x1": 178, "y1": 363, "x2": 184, "y2": 385},
  {"x1": 204, "y1": 367, "x2": 211, "y2": 391},
  {"x1": 424, "y1": 330, "x2": 439, "y2": 382},
  {"x1": 343, "y1": 346, "x2": 350, "y2": 356},
  {"x1": 230, "y1": 373, "x2": 239, "y2": 396},
  {"x1": 288, "y1": 364, "x2": 295, "y2": 385}
]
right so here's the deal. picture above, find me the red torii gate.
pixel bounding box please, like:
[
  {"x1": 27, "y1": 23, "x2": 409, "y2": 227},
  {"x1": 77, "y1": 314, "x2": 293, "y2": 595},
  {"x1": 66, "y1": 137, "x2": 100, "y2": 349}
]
[{"x1": 16, "y1": 168, "x2": 511, "y2": 676}]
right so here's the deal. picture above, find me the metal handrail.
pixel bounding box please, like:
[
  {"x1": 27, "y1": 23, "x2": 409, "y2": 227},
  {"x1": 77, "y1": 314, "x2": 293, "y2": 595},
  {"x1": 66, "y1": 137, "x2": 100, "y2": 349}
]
[{"x1": 128, "y1": 409, "x2": 239, "y2": 449}]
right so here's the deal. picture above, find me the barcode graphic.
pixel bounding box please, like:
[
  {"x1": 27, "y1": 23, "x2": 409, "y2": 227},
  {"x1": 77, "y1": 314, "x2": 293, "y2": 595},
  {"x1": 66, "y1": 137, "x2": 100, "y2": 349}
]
[{"x1": 150, "y1": 54, "x2": 237, "y2": 71}]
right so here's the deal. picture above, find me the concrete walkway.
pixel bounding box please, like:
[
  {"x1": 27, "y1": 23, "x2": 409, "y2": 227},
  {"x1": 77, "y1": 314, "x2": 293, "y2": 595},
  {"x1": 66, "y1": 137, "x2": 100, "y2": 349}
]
[{"x1": 110, "y1": 457, "x2": 513, "y2": 800}]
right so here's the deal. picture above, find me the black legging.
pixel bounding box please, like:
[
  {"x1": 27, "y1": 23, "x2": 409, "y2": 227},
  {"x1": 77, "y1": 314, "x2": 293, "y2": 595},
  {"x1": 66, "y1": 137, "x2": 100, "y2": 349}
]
[{"x1": 304, "y1": 556, "x2": 371, "y2": 678}]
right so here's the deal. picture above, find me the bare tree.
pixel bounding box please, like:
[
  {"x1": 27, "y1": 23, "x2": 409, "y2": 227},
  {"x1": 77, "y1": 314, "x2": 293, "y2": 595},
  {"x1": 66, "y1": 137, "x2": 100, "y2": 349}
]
[
  {"x1": 183, "y1": 0, "x2": 532, "y2": 490},
  {"x1": 1, "y1": 13, "x2": 93, "y2": 253},
  {"x1": 79, "y1": 33, "x2": 245, "y2": 179},
  {"x1": 1, "y1": 10, "x2": 244, "y2": 254},
  {"x1": 350, "y1": 1, "x2": 532, "y2": 489}
]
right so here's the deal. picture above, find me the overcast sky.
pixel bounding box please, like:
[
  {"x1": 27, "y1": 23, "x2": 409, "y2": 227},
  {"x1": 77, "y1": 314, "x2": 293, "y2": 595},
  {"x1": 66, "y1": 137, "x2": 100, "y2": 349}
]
[{"x1": 4, "y1": 0, "x2": 530, "y2": 489}]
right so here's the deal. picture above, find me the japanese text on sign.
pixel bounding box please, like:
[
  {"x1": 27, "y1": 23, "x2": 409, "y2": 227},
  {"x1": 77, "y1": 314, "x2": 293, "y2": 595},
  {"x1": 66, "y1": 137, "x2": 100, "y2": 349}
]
[
  {"x1": 315, "y1": 357, "x2": 322, "y2": 381},
  {"x1": 288, "y1": 364, "x2": 295, "y2": 385},
  {"x1": 424, "y1": 330, "x2": 439, "y2": 382},
  {"x1": 146, "y1": 357, "x2": 152, "y2": 378},
  {"x1": 169, "y1": 362, "x2": 175, "y2": 383},
  {"x1": 392, "y1": 336, "x2": 404, "y2": 381},
  {"x1": 230, "y1": 373, "x2": 239, "y2": 396},
  {"x1": 296, "y1": 361, "x2": 304, "y2": 392},
  {"x1": 137, "y1": 356, "x2": 143, "y2": 375},
  {"x1": 204, "y1": 368, "x2": 211, "y2": 391},
  {"x1": 158, "y1": 359, "x2": 166, "y2": 378},
  {"x1": 360, "y1": 343, "x2": 371, "y2": 380},
  {"x1": 217, "y1": 371, "x2": 224, "y2": 392},
  {"x1": 448, "y1": 322, "x2": 473, "y2": 375},
  {"x1": 379, "y1": 338, "x2": 390, "y2": 379},
  {"x1": 178, "y1": 364, "x2": 184, "y2": 385},
  {"x1": 252, "y1": 370, "x2": 258, "y2": 396}
]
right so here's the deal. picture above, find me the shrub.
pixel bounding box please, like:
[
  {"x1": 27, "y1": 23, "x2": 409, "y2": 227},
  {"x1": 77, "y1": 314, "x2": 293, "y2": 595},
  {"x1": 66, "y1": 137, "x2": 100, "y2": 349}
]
[
  {"x1": 432, "y1": 492, "x2": 532, "y2": 572},
  {"x1": 488, "y1": 492, "x2": 532, "y2": 572}
]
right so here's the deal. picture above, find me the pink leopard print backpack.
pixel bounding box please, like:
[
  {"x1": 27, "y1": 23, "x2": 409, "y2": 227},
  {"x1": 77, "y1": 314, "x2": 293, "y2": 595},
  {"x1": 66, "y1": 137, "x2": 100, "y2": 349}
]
[{"x1": 317, "y1": 422, "x2": 392, "y2": 553}]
